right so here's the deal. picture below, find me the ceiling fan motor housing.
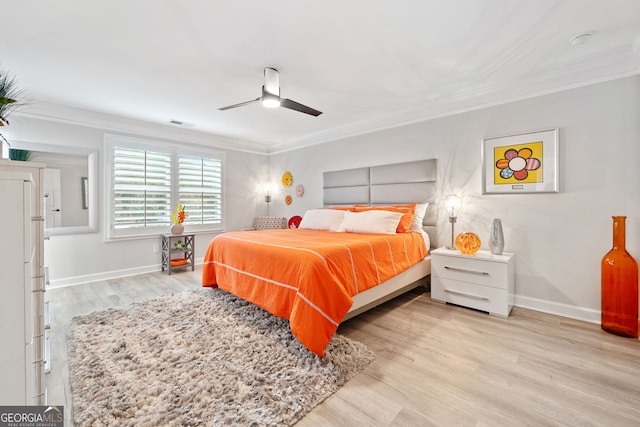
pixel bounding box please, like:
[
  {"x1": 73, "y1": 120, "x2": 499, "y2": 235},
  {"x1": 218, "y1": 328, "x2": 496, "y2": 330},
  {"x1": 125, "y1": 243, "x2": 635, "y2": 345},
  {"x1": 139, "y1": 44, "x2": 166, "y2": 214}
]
[{"x1": 264, "y1": 67, "x2": 280, "y2": 96}]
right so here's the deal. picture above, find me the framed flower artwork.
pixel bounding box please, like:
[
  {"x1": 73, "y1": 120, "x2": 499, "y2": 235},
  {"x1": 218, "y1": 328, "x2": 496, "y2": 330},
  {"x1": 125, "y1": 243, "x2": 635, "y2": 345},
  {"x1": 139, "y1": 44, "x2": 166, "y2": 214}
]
[{"x1": 482, "y1": 128, "x2": 559, "y2": 194}]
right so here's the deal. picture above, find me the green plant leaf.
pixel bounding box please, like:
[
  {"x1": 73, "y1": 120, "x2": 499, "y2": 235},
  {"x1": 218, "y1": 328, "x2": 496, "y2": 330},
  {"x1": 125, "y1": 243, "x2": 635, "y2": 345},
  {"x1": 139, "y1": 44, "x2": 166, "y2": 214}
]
[{"x1": 0, "y1": 69, "x2": 23, "y2": 122}]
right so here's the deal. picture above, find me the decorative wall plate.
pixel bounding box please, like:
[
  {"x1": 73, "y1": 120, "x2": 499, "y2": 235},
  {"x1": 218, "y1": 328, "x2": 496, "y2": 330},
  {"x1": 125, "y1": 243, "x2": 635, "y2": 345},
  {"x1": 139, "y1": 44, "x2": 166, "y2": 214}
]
[
  {"x1": 281, "y1": 171, "x2": 293, "y2": 188},
  {"x1": 295, "y1": 184, "x2": 304, "y2": 198},
  {"x1": 285, "y1": 195, "x2": 292, "y2": 205}
]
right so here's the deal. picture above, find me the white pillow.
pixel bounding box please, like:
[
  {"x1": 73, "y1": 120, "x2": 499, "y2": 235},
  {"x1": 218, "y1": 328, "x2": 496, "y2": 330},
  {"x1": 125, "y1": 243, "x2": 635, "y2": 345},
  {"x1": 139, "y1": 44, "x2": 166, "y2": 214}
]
[
  {"x1": 338, "y1": 210, "x2": 403, "y2": 235},
  {"x1": 299, "y1": 209, "x2": 346, "y2": 231},
  {"x1": 420, "y1": 230, "x2": 431, "y2": 250},
  {"x1": 411, "y1": 202, "x2": 429, "y2": 232}
]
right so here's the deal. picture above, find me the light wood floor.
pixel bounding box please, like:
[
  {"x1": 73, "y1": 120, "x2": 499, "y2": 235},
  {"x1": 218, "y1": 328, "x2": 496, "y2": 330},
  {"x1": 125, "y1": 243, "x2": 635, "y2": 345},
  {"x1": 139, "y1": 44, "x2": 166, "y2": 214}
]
[{"x1": 47, "y1": 267, "x2": 640, "y2": 426}]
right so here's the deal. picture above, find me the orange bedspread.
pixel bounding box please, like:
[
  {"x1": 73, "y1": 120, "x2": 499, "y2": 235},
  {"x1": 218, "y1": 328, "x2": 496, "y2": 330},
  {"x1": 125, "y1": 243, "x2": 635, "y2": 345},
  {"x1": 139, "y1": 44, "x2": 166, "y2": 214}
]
[{"x1": 202, "y1": 229, "x2": 427, "y2": 356}]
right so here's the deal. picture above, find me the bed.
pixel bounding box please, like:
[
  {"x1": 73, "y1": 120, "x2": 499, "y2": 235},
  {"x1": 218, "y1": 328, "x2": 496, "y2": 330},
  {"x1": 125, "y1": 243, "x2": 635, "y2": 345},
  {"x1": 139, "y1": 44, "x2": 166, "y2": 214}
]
[{"x1": 202, "y1": 159, "x2": 437, "y2": 356}]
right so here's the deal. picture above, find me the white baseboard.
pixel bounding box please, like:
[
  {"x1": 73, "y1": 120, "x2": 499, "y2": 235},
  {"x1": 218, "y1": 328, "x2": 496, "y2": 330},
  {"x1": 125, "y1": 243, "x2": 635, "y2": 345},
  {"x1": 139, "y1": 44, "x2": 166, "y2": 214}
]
[
  {"x1": 49, "y1": 258, "x2": 204, "y2": 289},
  {"x1": 49, "y1": 265, "x2": 160, "y2": 288},
  {"x1": 514, "y1": 295, "x2": 600, "y2": 324}
]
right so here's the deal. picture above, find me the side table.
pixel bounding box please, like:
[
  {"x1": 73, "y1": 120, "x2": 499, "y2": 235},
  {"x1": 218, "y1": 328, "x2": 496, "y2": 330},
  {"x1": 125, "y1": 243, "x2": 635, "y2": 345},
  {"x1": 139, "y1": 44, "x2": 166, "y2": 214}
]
[
  {"x1": 161, "y1": 233, "x2": 195, "y2": 274},
  {"x1": 430, "y1": 247, "x2": 515, "y2": 318}
]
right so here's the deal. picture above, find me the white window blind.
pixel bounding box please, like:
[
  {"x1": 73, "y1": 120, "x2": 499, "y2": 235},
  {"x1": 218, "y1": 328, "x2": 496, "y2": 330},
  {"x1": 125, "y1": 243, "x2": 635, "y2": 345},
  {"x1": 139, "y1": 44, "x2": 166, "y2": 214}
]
[
  {"x1": 179, "y1": 155, "x2": 222, "y2": 225},
  {"x1": 106, "y1": 134, "x2": 224, "y2": 240},
  {"x1": 113, "y1": 148, "x2": 171, "y2": 229}
]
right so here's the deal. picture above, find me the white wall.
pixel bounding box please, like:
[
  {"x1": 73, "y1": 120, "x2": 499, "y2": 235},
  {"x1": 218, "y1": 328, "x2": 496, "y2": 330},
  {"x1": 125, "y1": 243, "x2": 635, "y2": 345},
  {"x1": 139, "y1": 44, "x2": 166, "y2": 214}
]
[
  {"x1": 269, "y1": 75, "x2": 640, "y2": 322},
  {"x1": 3, "y1": 114, "x2": 269, "y2": 286}
]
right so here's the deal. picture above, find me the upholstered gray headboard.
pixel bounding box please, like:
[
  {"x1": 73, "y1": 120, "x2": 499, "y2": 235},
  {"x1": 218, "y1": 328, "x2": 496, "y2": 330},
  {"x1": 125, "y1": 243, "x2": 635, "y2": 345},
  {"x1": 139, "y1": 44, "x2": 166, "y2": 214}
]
[{"x1": 322, "y1": 159, "x2": 438, "y2": 242}]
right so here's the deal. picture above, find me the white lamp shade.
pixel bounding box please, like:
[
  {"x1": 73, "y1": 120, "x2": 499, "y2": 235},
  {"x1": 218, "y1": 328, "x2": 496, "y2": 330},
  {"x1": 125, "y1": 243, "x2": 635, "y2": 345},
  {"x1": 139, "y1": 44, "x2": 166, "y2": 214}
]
[{"x1": 444, "y1": 194, "x2": 461, "y2": 214}]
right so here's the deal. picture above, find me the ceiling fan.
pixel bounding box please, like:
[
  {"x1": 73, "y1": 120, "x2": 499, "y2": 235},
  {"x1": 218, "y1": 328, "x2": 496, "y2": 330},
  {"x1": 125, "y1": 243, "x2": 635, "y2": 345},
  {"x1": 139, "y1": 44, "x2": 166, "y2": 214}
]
[{"x1": 219, "y1": 67, "x2": 322, "y2": 117}]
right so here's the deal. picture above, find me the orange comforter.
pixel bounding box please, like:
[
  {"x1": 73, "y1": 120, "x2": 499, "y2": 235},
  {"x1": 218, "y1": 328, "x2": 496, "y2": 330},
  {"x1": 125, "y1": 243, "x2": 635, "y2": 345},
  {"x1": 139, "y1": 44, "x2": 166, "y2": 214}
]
[{"x1": 202, "y1": 229, "x2": 427, "y2": 356}]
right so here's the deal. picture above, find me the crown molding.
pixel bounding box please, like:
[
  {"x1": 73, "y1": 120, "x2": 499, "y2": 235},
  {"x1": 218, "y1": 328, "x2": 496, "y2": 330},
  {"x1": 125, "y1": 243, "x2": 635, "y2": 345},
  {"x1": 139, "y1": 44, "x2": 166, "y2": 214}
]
[
  {"x1": 14, "y1": 102, "x2": 271, "y2": 155},
  {"x1": 270, "y1": 57, "x2": 640, "y2": 154}
]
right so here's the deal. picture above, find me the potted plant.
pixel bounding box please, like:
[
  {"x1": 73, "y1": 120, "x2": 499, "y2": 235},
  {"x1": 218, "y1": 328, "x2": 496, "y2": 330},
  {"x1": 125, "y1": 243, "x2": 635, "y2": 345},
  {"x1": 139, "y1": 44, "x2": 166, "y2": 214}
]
[
  {"x1": 0, "y1": 68, "x2": 23, "y2": 126},
  {"x1": 8, "y1": 148, "x2": 30, "y2": 161}
]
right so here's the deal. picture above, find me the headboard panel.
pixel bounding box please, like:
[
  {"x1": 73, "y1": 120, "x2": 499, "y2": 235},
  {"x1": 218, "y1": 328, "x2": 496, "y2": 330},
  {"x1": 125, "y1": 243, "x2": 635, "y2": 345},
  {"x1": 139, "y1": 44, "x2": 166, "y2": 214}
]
[
  {"x1": 322, "y1": 159, "x2": 438, "y2": 235},
  {"x1": 321, "y1": 166, "x2": 370, "y2": 205},
  {"x1": 369, "y1": 182, "x2": 437, "y2": 206},
  {"x1": 323, "y1": 186, "x2": 370, "y2": 205},
  {"x1": 369, "y1": 159, "x2": 436, "y2": 184},
  {"x1": 322, "y1": 166, "x2": 370, "y2": 188}
]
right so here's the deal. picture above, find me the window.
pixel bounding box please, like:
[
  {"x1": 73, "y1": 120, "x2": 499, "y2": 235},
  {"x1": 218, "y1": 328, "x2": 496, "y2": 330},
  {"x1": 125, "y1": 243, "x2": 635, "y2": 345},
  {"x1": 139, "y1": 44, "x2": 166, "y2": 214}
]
[
  {"x1": 113, "y1": 147, "x2": 172, "y2": 230},
  {"x1": 105, "y1": 135, "x2": 224, "y2": 240},
  {"x1": 179, "y1": 156, "x2": 222, "y2": 225}
]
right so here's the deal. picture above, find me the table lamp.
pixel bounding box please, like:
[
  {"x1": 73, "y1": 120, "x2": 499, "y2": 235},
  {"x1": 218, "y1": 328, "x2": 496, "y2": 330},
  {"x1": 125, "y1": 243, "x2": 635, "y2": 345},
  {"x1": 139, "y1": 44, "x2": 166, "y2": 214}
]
[{"x1": 444, "y1": 195, "x2": 461, "y2": 249}]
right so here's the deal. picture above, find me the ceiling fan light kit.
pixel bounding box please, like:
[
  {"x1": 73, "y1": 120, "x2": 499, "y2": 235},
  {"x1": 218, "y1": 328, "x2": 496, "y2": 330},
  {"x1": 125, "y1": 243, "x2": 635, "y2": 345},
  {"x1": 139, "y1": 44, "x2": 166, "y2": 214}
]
[
  {"x1": 220, "y1": 67, "x2": 322, "y2": 116},
  {"x1": 261, "y1": 91, "x2": 281, "y2": 108}
]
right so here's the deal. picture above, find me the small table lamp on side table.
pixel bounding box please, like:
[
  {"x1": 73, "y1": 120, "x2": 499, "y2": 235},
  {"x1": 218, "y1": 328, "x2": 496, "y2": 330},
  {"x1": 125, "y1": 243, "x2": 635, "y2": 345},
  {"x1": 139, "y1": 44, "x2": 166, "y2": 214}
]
[{"x1": 444, "y1": 194, "x2": 461, "y2": 249}]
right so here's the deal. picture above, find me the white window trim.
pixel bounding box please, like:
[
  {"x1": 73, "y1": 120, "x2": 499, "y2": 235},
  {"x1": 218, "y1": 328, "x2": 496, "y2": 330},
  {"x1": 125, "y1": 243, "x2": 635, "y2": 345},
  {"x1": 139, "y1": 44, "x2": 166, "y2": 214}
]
[{"x1": 104, "y1": 134, "x2": 225, "y2": 242}]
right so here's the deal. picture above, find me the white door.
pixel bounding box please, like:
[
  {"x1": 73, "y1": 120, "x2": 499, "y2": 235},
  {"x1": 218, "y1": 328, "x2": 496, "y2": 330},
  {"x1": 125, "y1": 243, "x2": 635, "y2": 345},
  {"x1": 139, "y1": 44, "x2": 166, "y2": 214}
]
[{"x1": 44, "y1": 168, "x2": 61, "y2": 228}]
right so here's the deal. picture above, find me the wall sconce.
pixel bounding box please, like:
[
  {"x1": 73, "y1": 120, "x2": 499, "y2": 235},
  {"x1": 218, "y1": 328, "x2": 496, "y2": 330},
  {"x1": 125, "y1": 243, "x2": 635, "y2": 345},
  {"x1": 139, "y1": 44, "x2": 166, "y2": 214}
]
[
  {"x1": 264, "y1": 184, "x2": 272, "y2": 215},
  {"x1": 444, "y1": 195, "x2": 461, "y2": 249}
]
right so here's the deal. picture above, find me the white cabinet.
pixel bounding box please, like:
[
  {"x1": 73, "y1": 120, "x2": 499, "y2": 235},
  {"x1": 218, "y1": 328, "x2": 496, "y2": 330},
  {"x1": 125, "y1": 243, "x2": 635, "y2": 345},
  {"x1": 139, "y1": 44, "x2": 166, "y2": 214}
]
[
  {"x1": 431, "y1": 247, "x2": 515, "y2": 318},
  {"x1": 0, "y1": 159, "x2": 46, "y2": 405}
]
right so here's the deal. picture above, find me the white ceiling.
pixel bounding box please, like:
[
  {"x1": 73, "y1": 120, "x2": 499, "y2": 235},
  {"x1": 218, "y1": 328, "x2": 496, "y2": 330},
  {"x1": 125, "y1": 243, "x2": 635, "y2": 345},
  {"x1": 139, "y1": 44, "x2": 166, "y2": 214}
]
[{"x1": 3, "y1": 0, "x2": 640, "y2": 153}]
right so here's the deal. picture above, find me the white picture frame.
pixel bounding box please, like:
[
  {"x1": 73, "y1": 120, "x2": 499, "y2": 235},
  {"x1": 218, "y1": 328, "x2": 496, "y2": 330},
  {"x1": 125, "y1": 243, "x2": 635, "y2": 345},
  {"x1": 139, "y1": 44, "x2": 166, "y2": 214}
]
[{"x1": 482, "y1": 128, "x2": 559, "y2": 194}]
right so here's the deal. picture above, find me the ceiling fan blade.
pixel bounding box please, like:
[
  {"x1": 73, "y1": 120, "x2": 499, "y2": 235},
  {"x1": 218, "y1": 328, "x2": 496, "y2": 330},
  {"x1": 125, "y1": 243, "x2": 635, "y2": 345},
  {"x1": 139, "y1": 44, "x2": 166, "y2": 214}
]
[
  {"x1": 280, "y1": 98, "x2": 323, "y2": 116},
  {"x1": 218, "y1": 98, "x2": 261, "y2": 111}
]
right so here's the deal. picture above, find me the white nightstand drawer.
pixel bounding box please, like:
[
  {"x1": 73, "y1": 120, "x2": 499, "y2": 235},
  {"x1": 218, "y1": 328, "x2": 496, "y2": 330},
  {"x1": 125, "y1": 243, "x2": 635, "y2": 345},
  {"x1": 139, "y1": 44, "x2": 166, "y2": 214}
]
[
  {"x1": 431, "y1": 277, "x2": 511, "y2": 317},
  {"x1": 431, "y1": 250, "x2": 512, "y2": 290}
]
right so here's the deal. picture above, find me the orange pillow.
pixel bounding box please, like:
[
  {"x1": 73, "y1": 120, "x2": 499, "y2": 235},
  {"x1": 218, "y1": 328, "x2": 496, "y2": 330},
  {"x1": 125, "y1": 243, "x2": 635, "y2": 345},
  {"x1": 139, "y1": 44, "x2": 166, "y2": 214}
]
[
  {"x1": 355, "y1": 204, "x2": 416, "y2": 233},
  {"x1": 326, "y1": 206, "x2": 357, "y2": 212}
]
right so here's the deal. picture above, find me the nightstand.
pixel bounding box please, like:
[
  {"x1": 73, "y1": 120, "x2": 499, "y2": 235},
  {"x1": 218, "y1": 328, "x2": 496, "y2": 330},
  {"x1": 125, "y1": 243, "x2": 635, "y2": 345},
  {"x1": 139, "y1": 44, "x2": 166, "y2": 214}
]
[
  {"x1": 161, "y1": 233, "x2": 195, "y2": 274},
  {"x1": 430, "y1": 247, "x2": 515, "y2": 318}
]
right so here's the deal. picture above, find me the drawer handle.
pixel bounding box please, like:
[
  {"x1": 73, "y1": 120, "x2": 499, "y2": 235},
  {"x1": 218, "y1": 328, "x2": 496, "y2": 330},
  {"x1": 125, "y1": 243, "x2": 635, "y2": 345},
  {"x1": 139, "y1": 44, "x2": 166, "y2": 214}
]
[
  {"x1": 444, "y1": 289, "x2": 490, "y2": 302},
  {"x1": 444, "y1": 266, "x2": 489, "y2": 276}
]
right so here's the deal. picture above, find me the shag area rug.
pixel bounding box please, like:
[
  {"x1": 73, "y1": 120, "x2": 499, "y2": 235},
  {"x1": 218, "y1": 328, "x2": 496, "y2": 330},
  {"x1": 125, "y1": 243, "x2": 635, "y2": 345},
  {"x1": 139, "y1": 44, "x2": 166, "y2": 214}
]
[{"x1": 67, "y1": 288, "x2": 374, "y2": 426}]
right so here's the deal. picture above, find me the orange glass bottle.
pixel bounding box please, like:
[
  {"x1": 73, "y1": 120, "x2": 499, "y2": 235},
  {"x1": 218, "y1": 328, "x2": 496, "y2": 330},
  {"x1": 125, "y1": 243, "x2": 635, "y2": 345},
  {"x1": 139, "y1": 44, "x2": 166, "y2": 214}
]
[{"x1": 601, "y1": 216, "x2": 639, "y2": 338}]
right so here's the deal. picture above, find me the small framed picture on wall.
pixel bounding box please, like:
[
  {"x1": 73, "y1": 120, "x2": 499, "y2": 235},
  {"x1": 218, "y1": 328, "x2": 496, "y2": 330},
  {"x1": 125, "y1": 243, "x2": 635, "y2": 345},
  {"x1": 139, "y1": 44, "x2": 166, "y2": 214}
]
[{"x1": 482, "y1": 128, "x2": 559, "y2": 194}]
